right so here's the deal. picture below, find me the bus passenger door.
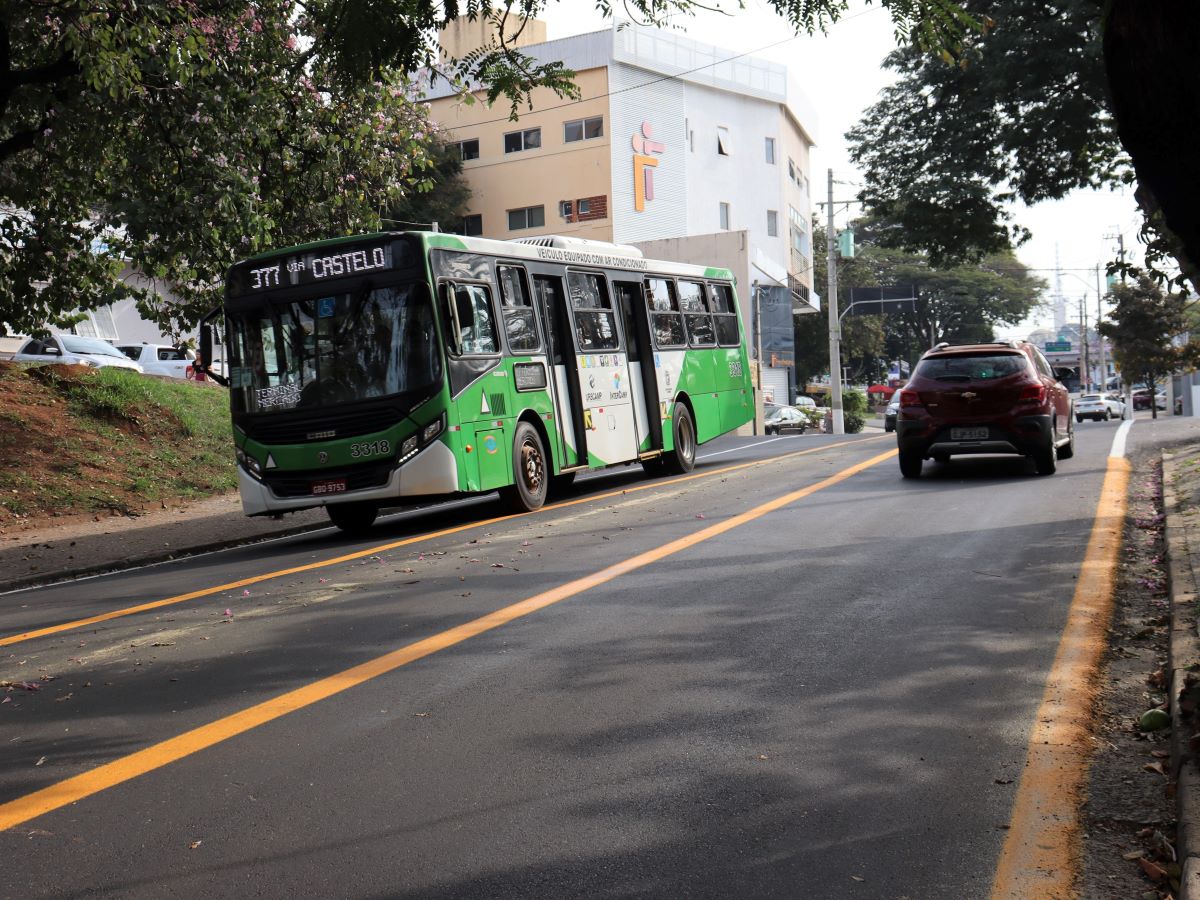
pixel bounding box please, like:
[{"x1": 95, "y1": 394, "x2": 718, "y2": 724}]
[
  {"x1": 614, "y1": 280, "x2": 661, "y2": 453},
  {"x1": 532, "y1": 275, "x2": 584, "y2": 469},
  {"x1": 565, "y1": 271, "x2": 640, "y2": 467}
]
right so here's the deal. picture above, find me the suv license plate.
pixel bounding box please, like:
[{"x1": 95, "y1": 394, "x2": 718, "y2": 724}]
[
  {"x1": 312, "y1": 478, "x2": 347, "y2": 496},
  {"x1": 951, "y1": 427, "x2": 988, "y2": 441}
]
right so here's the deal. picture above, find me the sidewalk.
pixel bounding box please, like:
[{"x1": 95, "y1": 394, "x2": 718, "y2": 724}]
[
  {"x1": 0, "y1": 494, "x2": 329, "y2": 592},
  {"x1": 1164, "y1": 446, "x2": 1200, "y2": 898}
]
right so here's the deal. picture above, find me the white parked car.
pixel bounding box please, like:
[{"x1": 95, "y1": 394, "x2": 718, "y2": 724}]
[
  {"x1": 1075, "y1": 393, "x2": 1126, "y2": 422},
  {"x1": 116, "y1": 343, "x2": 196, "y2": 378},
  {"x1": 10, "y1": 334, "x2": 143, "y2": 372}
]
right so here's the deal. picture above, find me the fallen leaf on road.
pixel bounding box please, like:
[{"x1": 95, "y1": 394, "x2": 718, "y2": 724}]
[
  {"x1": 34, "y1": 756, "x2": 46, "y2": 766},
  {"x1": 850, "y1": 875, "x2": 864, "y2": 882},
  {"x1": 994, "y1": 778, "x2": 1014, "y2": 785},
  {"x1": 3, "y1": 681, "x2": 40, "y2": 692},
  {"x1": 190, "y1": 840, "x2": 203, "y2": 849},
  {"x1": 1144, "y1": 761, "x2": 1167, "y2": 776},
  {"x1": 1122, "y1": 850, "x2": 1144, "y2": 860},
  {"x1": 54, "y1": 693, "x2": 72, "y2": 703},
  {"x1": 151, "y1": 642, "x2": 175, "y2": 647},
  {"x1": 1138, "y1": 857, "x2": 1167, "y2": 881}
]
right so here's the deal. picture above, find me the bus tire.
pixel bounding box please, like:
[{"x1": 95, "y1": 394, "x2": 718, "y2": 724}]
[
  {"x1": 327, "y1": 502, "x2": 377, "y2": 534},
  {"x1": 664, "y1": 404, "x2": 696, "y2": 475},
  {"x1": 503, "y1": 422, "x2": 548, "y2": 512}
]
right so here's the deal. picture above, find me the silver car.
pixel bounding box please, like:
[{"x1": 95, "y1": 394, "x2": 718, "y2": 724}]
[{"x1": 10, "y1": 334, "x2": 144, "y2": 372}]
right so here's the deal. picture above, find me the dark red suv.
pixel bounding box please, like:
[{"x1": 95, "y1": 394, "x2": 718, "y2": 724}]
[{"x1": 895, "y1": 341, "x2": 1074, "y2": 478}]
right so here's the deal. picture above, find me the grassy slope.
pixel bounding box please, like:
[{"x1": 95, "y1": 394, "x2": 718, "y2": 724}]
[{"x1": 0, "y1": 361, "x2": 236, "y2": 524}]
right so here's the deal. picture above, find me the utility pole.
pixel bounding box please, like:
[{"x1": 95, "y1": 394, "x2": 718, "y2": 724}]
[
  {"x1": 825, "y1": 169, "x2": 844, "y2": 435},
  {"x1": 1079, "y1": 292, "x2": 1090, "y2": 391},
  {"x1": 1095, "y1": 263, "x2": 1107, "y2": 390}
]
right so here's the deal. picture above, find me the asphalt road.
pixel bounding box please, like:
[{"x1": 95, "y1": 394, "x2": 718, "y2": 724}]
[{"x1": 0, "y1": 421, "x2": 1155, "y2": 897}]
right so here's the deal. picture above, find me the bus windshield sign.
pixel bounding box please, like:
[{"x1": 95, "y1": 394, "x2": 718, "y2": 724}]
[{"x1": 232, "y1": 240, "x2": 400, "y2": 294}]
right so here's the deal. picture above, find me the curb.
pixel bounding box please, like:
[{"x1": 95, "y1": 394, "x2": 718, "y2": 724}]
[
  {"x1": 1163, "y1": 450, "x2": 1200, "y2": 899},
  {"x1": 1, "y1": 519, "x2": 332, "y2": 593}
]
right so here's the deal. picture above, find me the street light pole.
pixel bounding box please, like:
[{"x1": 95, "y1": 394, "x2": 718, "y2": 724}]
[{"x1": 825, "y1": 168, "x2": 844, "y2": 435}]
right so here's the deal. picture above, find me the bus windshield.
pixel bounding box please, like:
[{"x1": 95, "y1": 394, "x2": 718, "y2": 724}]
[{"x1": 227, "y1": 282, "x2": 439, "y2": 414}]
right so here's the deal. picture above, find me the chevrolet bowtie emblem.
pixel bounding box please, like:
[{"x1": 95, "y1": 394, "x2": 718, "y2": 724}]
[{"x1": 961, "y1": 392, "x2": 978, "y2": 400}]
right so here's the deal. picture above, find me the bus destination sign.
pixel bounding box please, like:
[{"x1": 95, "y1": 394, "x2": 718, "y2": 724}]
[{"x1": 237, "y1": 242, "x2": 394, "y2": 293}]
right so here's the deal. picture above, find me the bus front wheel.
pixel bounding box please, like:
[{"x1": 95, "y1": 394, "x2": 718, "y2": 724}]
[
  {"x1": 327, "y1": 502, "x2": 378, "y2": 534},
  {"x1": 664, "y1": 404, "x2": 697, "y2": 475},
  {"x1": 504, "y1": 422, "x2": 548, "y2": 512}
]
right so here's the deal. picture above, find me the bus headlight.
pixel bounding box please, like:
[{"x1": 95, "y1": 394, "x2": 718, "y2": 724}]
[
  {"x1": 236, "y1": 448, "x2": 263, "y2": 479},
  {"x1": 400, "y1": 435, "x2": 419, "y2": 459},
  {"x1": 422, "y1": 414, "x2": 445, "y2": 444}
]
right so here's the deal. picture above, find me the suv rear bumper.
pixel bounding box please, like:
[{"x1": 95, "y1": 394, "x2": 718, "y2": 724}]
[{"x1": 896, "y1": 414, "x2": 1052, "y2": 459}]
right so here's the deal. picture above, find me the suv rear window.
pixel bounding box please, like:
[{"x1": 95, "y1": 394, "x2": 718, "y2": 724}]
[{"x1": 913, "y1": 353, "x2": 1027, "y2": 382}]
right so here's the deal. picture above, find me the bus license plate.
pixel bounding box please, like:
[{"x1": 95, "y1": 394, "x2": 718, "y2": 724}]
[
  {"x1": 951, "y1": 427, "x2": 988, "y2": 441},
  {"x1": 311, "y1": 478, "x2": 347, "y2": 496}
]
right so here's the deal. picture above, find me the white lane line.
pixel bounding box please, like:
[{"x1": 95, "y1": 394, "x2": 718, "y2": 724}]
[
  {"x1": 698, "y1": 435, "x2": 792, "y2": 459},
  {"x1": 1110, "y1": 418, "x2": 1134, "y2": 459}
]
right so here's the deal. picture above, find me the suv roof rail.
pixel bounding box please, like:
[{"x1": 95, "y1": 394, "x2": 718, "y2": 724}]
[{"x1": 932, "y1": 341, "x2": 951, "y2": 350}]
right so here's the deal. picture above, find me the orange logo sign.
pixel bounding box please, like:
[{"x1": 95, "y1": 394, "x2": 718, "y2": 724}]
[{"x1": 631, "y1": 121, "x2": 665, "y2": 212}]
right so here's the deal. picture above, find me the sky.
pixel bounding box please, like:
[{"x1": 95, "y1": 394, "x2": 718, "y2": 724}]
[{"x1": 540, "y1": 0, "x2": 1143, "y2": 338}]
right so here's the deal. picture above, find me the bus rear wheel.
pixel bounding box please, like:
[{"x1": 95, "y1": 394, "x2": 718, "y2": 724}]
[
  {"x1": 503, "y1": 422, "x2": 548, "y2": 512},
  {"x1": 327, "y1": 502, "x2": 378, "y2": 534},
  {"x1": 664, "y1": 404, "x2": 696, "y2": 475}
]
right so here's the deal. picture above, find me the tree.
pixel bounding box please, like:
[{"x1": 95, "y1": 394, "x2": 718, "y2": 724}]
[
  {"x1": 845, "y1": 0, "x2": 1200, "y2": 290},
  {"x1": 1, "y1": 2, "x2": 438, "y2": 337},
  {"x1": 384, "y1": 136, "x2": 472, "y2": 233},
  {"x1": 798, "y1": 220, "x2": 1044, "y2": 387},
  {"x1": 846, "y1": 0, "x2": 1123, "y2": 267},
  {"x1": 1098, "y1": 274, "x2": 1200, "y2": 419}
]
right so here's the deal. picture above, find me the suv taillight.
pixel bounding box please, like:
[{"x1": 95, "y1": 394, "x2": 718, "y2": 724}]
[
  {"x1": 1018, "y1": 384, "x2": 1046, "y2": 404},
  {"x1": 899, "y1": 389, "x2": 920, "y2": 406}
]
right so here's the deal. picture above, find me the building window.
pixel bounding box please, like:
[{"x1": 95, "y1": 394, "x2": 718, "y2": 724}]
[
  {"x1": 456, "y1": 139, "x2": 480, "y2": 161},
  {"x1": 507, "y1": 205, "x2": 545, "y2": 231},
  {"x1": 765, "y1": 137, "x2": 776, "y2": 164},
  {"x1": 719, "y1": 202, "x2": 730, "y2": 230},
  {"x1": 564, "y1": 116, "x2": 603, "y2": 143},
  {"x1": 717, "y1": 126, "x2": 731, "y2": 156},
  {"x1": 577, "y1": 198, "x2": 591, "y2": 215},
  {"x1": 456, "y1": 214, "x2": 483, "y2": 236},
  {"x1": 504, "y1": 127, "x2": 541, "y2": 154},
  {"x1": 766, "y1": 210, "x2": 778, "y2": 237}
]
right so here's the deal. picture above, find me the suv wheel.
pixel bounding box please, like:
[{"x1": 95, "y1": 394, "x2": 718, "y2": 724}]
[
  {"x1": 1057, "y1": 415, "x2": 1075, "y2": 460},
  {"x1": 899, "y1": 449, "x2": 923, "y2": 479},
  {"x1": 1033, "y1": 437, "x2": 1057, "y2": 476}
]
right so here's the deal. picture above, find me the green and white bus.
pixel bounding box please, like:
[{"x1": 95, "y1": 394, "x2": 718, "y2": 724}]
[{"x1": 200, "y1": 231, "x2": 753, "y2": 533}]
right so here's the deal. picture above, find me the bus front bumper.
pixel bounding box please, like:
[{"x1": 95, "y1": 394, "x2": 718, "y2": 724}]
[{"x1": 237, "y1": 440, "x2": 460, "y2": 517}]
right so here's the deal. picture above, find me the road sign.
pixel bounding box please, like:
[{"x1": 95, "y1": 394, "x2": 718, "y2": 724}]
[
  {"x1": 845, "y1": 286, "x2": 917, "y2": 317},
  {"x1": 1044, "y1": 341, "x2": 1071, "y2": 352}
]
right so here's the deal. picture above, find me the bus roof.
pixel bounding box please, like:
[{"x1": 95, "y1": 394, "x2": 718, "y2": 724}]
[{"x1": 234, "y1": 231, "x2": 737, "y2": 285}]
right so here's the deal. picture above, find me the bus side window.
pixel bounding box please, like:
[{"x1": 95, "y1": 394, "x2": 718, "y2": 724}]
[
  {"x1": 567, "y1": 271, "x2": 619, "y2": 351},
  {"x1": 444, "y1": 283, "x2": 499, "y2": 356},
  {"x1": 613, "y1": 282, "x2": 643, "y2": 363},
  {"x1": 497, "y1": 265, "x2": 541, "y2": 353},
  {"x1": 679, "y1": 280, "x2": 715, "y2": 347},
  {"x1": 532, "y1": 276, "x2": 564, "y2": 366},
  {"x1": 709, "y1": 282, "x2": 741, "y2": 346},
  {"x1": 645, "y1": 277, "x2": 685, "y2": 348}
]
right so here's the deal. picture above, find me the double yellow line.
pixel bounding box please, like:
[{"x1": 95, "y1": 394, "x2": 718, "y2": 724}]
[{"x1": 0, "y1": 446, "x2": 896, "y2": 831}]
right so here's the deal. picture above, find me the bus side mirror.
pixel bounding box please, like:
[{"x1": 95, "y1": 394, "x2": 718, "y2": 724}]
[{"x1": 200, "y1": 324, "x2": 213, "y2": 369}]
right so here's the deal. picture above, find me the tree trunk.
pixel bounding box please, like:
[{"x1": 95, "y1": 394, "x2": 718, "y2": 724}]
[{"x1": 1104, "y1": 0, "x2": 1200, "y2": 290}]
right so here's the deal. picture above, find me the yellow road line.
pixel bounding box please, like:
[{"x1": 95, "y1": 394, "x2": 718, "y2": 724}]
[
  {"x1": 0, "y1": 437, "x2": 879, "y2": 647},
  {"x1": 0, "y1": 448, "x2": 896, "y2": 832},
  {"x1": 990, "y1": 456, "x2": 1131, "y2": 898}
]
